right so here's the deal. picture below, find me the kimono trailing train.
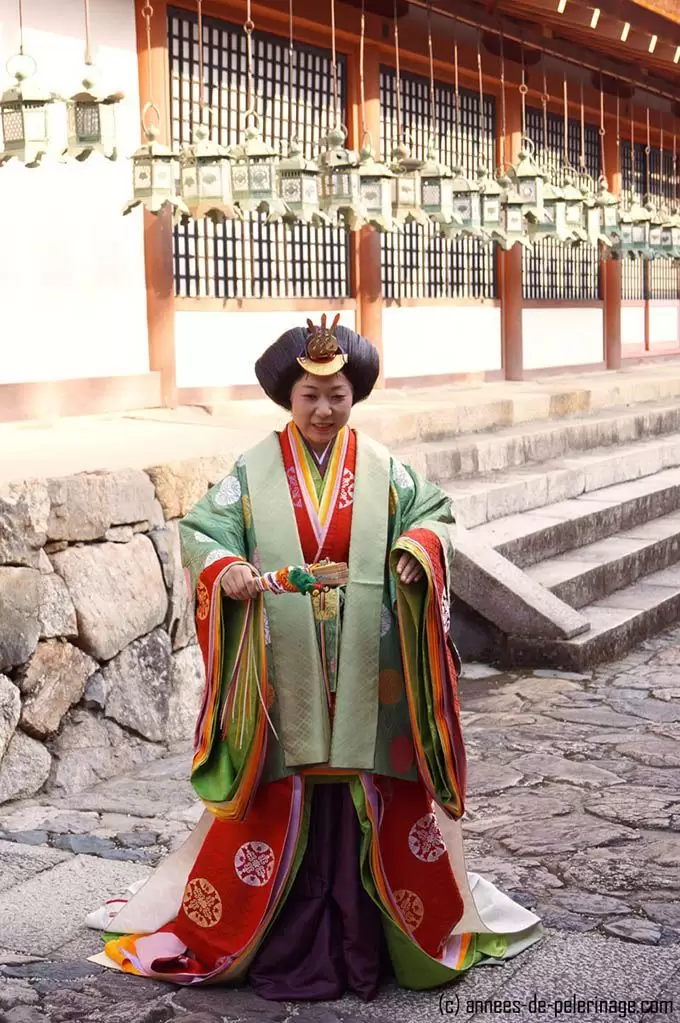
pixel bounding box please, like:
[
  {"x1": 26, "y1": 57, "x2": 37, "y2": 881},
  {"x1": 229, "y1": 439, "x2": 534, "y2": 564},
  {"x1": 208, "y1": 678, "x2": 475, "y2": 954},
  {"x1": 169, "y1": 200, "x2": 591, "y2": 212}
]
[{"x1": 91, "y1": 422, "x2": 541, "y2": 996}]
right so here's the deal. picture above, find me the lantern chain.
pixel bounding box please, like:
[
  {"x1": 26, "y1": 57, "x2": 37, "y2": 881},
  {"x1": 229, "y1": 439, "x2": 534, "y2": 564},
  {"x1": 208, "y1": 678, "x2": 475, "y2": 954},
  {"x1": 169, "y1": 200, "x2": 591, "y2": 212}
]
[
  {"x1": 288, "y1": 0, "x2": 297, "y2": 145},
  {"x1": 519, "y1": 38, "x2": 527, "y2": 140},
  {"x1": 453, "y1": 35, "x2": 460, "y2": 166},
  {"x1": 141, "y1": 4, "x2": 161, "y2": 134},
  {"x1": 244, "y1": 0, "x2": 255, "y2": 121},
  {"x1": 393, "y1": 0, "x2": 403, "y2": 143},
  {"x1": 197, "y1": 0, "x2": 204, "y2": 121},
  {"x1": 426, "y1": 0, "x2": 436, "y2": 149},
  {"x1": 330, "y1": 0, "x2": 340, "y2": 130},
  {"x1": 18, "y1": 0, "x2": 25, "y2": 56},
  {"x1": 83, "y1": 0, "x2": 92, "y2": 66},
  {"x1": 541, "y1": 62, "x2": 549, "y2": 161},
  {"x1": 598, "y1": 75, "x2": 606, "y2": 184},
  {"x1": 499, "y1": 31, "x2": 507, "y2": 170},
  {"x1": 630, "y1": 102, "x2": 635, "y2": 205},
  {"x1": 359, "y1": 0, "x2": 367, "y2": 143},
  {"x1": 562, "y1": 74, "x2": 569, "y2": 175},
  {"x1": 579, "y1": 81, "x2": 586, "y2": 175},
  {"x1": 645, "y1": 107, "x2": 651, "y2": 199},
  {"x1": 476, "y1": 29, "x2": 484, "y2": 136}
]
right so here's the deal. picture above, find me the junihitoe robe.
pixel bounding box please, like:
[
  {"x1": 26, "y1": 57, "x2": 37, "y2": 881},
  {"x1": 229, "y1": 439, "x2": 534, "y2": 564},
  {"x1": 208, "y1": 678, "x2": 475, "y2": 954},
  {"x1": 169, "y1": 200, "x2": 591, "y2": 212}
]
[{"x1": 96, "y1": 425, "x2": 541, "y2": 989}]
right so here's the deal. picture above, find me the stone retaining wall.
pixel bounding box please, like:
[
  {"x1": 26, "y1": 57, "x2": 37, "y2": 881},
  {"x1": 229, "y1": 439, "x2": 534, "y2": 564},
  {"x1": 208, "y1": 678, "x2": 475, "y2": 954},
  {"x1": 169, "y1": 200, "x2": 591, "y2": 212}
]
[{"x1": 0, "y1": 457, "x2": 234, "y2": 806}]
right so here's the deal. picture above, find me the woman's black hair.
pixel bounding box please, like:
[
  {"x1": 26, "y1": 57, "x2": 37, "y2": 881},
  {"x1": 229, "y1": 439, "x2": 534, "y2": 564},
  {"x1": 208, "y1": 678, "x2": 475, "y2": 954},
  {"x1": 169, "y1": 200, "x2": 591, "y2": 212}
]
[{"x1": 254, "y1": 324, "x2": 380, "y2": 410}]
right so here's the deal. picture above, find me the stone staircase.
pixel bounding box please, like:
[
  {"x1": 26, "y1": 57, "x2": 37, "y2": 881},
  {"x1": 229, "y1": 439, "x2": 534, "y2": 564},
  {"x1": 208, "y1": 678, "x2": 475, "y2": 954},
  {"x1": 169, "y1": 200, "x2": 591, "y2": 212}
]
[{"x1": 398, "y1": 397, "x2": 680, "y2": 670}]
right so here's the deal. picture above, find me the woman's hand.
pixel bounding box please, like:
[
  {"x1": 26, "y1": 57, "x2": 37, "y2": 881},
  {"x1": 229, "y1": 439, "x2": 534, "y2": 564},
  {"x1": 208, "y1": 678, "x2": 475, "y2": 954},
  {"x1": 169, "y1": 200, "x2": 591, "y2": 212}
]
[
  {"x1": 220, "y1": 563, "x2": 260, "y2": 601},
  {"x1": 395, "y1": 553, "x2": 424, "y2": 585}
]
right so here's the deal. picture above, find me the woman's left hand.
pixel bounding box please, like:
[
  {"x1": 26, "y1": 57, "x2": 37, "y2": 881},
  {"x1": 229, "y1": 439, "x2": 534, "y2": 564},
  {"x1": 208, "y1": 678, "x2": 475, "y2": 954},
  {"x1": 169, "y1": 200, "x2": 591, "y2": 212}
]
[{"x1": 395, "y1": 552, "x2": 424, "y2": 585}]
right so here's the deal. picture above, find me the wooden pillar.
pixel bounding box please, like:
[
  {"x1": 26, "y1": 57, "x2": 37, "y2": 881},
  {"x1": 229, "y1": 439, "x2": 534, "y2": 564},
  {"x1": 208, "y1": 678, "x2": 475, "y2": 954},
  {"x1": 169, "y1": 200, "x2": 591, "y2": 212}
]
[
  {"x1": 135, "y1": 0, "x2": 177, "y2": 408},
  {"x1": 603, "y1": 119, "x2": 622, "y2": 370},
  {"x1": 498, "y1": 89, "x2": 523, "y2": 381},
  {"x1": 347, "y1": 44, "x2": 385, "y2": 387}
]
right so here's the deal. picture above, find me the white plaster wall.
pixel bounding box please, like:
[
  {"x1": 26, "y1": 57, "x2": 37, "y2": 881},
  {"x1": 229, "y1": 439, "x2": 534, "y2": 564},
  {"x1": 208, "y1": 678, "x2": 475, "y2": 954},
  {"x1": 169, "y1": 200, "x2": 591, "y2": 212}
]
[
  {"x1": 0, "y1": 0, "x2": 148, "y2": 384},
  {"x1": 382, "y1": 305, "x2": 502, "y2": 378},
  {"x1": 175, "y1": 310, "x2": 357, "y2": 387},
  {"x1": 621, "y1": 304, "x2": 646, "y2": 349},
  {"x1": 522, "y1": 308, "x2": 604, "y2": 371},
  {"x1": 649, "y1": 303, "x2": 680, "y2": 348}
]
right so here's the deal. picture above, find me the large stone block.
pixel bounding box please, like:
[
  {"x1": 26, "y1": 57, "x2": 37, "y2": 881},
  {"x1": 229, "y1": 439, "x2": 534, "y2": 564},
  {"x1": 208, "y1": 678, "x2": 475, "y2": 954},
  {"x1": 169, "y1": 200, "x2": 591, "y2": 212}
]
[
  {"x1": 0, "y1": 480, "x2": 49, "y2": 568},
  {"x1": 18, "y1": 641, "x2": 97, "y2": 740},
  {"x1": 149, "y1": 522, "x2": 195, "y2": 650},
  {"x1": 47, "y1": 470, "x2": 160, "y2": 543},
  {"x1": 167, "y1": 644, "x2": 205, "y2": 742},
  {"x1": 103, "y1": 629, "x2": 173, "y2": 742},
  {"x1": 451, "y1": 529, "x2": 589, "y2": 641},
  {"x1": 51, "y1": 535, "x2": 168, "y2": 661},
  {"x1": 48, "y1": 708, "x2": 164, "y2": 794},
  {"x1": 146, "y1": 456, "x2": 232, "y2": 520},
  {"x1": 0, "y1": 675, "x2": 20, "y2": 761},
  {"x1": 37, "y1": 573, "x2": 77, "y2": 639},
  {"x1": 0, "y1": 731, "x2": 51, "y2": 804},
  {"x1": 0, "y1": 568, "x2": 40, "y2": 673}
]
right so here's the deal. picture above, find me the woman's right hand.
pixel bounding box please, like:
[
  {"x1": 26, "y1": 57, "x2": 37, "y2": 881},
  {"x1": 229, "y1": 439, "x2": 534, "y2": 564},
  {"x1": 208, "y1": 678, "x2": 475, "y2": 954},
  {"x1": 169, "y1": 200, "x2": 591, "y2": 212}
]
[{"x1": 221, "y1": 563, "x2": 260, "y2": 601}]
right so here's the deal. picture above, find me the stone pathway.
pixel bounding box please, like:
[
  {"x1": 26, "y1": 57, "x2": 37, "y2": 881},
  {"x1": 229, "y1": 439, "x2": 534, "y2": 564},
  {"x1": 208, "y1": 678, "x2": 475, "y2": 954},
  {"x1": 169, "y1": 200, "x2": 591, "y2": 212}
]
[{"x1": 2, "y1": 628, "x2": 680, "y2": 1022}]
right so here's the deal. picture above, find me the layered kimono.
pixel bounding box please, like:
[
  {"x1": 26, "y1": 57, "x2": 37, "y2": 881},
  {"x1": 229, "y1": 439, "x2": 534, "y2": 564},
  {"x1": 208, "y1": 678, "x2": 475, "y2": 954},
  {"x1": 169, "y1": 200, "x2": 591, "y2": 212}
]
[{"x1": 96, "y1": 424, "x2": 540, "y2": 996}]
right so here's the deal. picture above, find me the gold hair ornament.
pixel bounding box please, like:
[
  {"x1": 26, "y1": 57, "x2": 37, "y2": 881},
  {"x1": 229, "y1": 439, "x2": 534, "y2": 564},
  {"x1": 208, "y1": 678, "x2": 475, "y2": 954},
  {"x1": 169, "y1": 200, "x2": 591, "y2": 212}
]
[{"x1": 297, "y1": 313, "x2": 348, "y2": 376}]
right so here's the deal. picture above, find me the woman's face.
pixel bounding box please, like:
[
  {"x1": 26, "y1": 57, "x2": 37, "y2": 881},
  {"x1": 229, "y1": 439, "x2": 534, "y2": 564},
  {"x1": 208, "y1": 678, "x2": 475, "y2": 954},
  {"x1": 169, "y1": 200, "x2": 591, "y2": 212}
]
[{"x1": 290, "y1": 372, "x2": 354, "y2": 451}]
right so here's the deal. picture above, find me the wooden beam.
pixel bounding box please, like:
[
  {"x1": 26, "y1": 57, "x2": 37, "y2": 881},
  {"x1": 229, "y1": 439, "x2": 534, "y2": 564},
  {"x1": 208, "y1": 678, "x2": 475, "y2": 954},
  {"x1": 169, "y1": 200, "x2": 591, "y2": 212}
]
[
  {"x1": 498, "y1": 88, "x2": 524, "y2": 381},
  {"x1": 347, "y1": 41, "x2": 385, "y2": 385},
  {"x1": 135, "y1": 0, "x2": 177, "y2": 409},
  {"x1": 603, "y1": 117, "x2": 622, "y2": 370}
]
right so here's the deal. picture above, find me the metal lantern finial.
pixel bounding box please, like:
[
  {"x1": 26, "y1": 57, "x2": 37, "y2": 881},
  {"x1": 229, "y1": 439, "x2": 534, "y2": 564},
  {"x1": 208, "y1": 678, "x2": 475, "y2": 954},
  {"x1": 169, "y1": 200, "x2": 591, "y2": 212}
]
[
  {"x1": 358, "y1": 139, "x2": 396, "y2": 233},
  {"x1": 123, "y1": 118, "x2": 188, "y2": 219},
  {"x1": 0, "y1": 54, "x2": 59, "y2": 168},
  {"x1": 179, "y1": 122, "x2": 241, "y2": 223}
]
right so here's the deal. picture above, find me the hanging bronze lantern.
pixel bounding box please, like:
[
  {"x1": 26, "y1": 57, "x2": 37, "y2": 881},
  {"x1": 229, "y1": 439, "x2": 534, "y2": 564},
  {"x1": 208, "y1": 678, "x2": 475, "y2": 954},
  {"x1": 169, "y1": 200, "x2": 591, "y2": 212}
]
[
  {"x1": 228, "y1": 117, "x2": 285, "y2": 219},
  {"x1": 594, "y1": 176, "x2": 621, "y2": 251},
  {"x1": 65, "y1": 72, "x2": 122, "y2": 161},
  {"x1": 358, "y1": 142, "x2": 396, "y2": 233},
  {"x1": 278, "y1": 140, "x2": 328, "y2": 226},
  {"x1": 476, "y1": 165, "x2": 506, "y2": 245},
  {"x1": 618, "y1": 200, "x2": 651, "y2": 260},
  {"x1": 419, "y1": 148, "x2": 458, "y2": 230},
  {"x1": 123, "y1": 120, "x2": 188, "y2": 219},
  {"x1": 513, "y1": 139, "x2": 545, "y2": 220},
  {"x1": 0, "y1": 57, "x2": 58, "y2": 168},
  {"x1": 646, "y1": 200, "x2": 668, "y2": 260},
  {"x1": 442, "y1": 165, "x2": 482, "y2": 240},
  {"x1": 526, "y1": 177, "x2": 573, "y2": 244},
  {"x1": 496, "y1": 174, "x2": 533, "y2": 250},
  {"x1": 390, "y1": 139, "x2": 428, "y2": 227},
  {"x1": 561, "y1": 172, "x2": 588, "y2": 245},
  {"x1": 317, "y1": 125, "x2": 364, "y2": 228},
  {"x1": 179, "y1": 124, "x2": 240, "y2": 223}
]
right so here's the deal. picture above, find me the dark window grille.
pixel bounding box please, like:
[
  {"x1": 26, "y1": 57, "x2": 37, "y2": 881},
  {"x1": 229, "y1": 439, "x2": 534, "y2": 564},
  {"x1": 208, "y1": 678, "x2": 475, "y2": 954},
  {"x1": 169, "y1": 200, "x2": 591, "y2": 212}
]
[
  {"x1": 168, "y1": 7, "x2": 350, "y2": 299},
  {"x1": 621, "y1": 140, "x2": 680, "y2": 301},
  {"x1": 522, "y1": 107, "x2": 601, "y2": 301},
  {"x1": 379, "y1": 67, "x2": 496, "y2": 300}
]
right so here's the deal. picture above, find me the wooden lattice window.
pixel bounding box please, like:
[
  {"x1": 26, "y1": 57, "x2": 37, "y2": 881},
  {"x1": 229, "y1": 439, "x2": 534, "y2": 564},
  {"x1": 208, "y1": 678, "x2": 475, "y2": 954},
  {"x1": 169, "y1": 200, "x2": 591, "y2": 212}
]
[
  {"x1": 522, "y1": 107, "x2": 601, "y2": 301},
  {"x1": 621, "y1": 140, "x2": 680, "y2": 301},
  {"x1": 168, "y1": 7, "x2": 350, "y2": 299},
  {"x1": 379, "y1": 67, "x2": 497, "y2": 300}
]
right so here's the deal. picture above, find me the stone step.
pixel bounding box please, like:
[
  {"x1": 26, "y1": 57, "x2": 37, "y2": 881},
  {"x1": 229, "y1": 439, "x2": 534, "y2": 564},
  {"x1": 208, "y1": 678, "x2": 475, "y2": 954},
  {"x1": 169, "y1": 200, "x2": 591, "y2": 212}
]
[
  {"x1": 524, "y1": 510, "x2": 680, "y2": 609},
  {"x1": 506, "y1": 565, "x2": 680, "y2": 671},
  {"x1": 444, "y1": 435, "x2": 680, "y2": 529},
  {"x1": 469, "y1": 468, "x2": 680, "y2": 569},
  {"x1": 399, "y1": 399, "x2": 680, "y2": 483}
]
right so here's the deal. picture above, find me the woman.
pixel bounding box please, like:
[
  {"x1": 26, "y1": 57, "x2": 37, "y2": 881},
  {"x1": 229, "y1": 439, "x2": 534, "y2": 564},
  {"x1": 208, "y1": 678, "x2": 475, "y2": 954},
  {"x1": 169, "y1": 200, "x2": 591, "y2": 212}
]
[{"x1": 94, "y1": 317, "x2": 541, "y2": 999}]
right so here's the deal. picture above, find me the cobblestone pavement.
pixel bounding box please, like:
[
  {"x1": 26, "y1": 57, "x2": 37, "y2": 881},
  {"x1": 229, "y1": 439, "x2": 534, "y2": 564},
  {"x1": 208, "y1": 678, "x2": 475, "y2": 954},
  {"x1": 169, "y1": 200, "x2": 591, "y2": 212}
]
[{"x1": 2, "y1": 629, "x2": 680, "y2": 1022}]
